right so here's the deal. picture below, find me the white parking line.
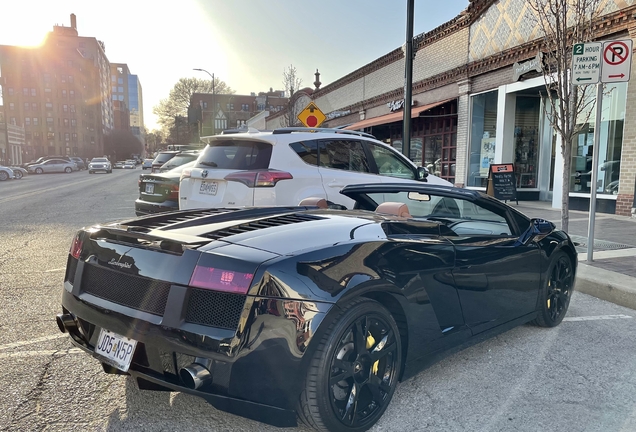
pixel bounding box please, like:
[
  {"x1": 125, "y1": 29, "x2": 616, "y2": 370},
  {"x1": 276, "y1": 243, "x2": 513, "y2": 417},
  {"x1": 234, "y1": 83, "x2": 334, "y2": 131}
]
[
  {"x1": 563, "y1": 314, "x2": 633, "y2": 322},
  {"x1": 0, "y1": 348, "x2": 83, "y2": 359},
  {"x1": 44, "y1": 268, "x2": 65, "y2": 273},
  {"x1": 0, "y1": 334, "x2": 67, "y2": 351}
]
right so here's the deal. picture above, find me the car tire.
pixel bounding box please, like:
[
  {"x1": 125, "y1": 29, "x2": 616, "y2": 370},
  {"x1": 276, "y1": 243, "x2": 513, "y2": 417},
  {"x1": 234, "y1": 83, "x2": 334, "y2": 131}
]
[
  {"x1": 297, "y1": 298, "x2": 402, "y2": 432},
  {"x1": 35, "y1": 168, "x2": 43, "y2": 174},
  {"x1": 89, "y1": 171, "x2": 94, "y2": 174},
  {"x1": 65, "y1": 167, "x2": 72, "y2": 173},
  {"x1": 14, "y1": 170, "x2": 23, "y2": 180},
  {"x1": 0, "y1": 170, "x2": 8, "y2": 181},
  {"x1": 532, "y1": 251, "x2": 574, "y2": 327}
]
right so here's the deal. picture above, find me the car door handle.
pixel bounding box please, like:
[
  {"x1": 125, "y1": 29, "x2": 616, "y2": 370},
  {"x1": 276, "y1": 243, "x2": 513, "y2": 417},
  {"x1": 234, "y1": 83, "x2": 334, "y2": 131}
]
[{"x1": 328, "y1": 181, "x2": 346, "y2": 188}]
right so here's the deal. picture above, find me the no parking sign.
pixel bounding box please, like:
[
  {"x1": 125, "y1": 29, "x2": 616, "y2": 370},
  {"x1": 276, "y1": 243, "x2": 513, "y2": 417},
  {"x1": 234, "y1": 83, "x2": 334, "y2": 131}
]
[{"x1": 601, "y1": 40, "x2": 633, "y2": 83}]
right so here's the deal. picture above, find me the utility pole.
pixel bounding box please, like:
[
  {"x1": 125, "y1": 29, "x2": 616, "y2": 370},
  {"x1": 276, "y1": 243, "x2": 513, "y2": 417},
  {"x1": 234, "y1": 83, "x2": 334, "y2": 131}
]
[
  {"x1": 402, "y1": 0, "x2": 415, "y2": 161},
  {"x1": 193, "y1": 68, "x2": 216, "y2": 135}
]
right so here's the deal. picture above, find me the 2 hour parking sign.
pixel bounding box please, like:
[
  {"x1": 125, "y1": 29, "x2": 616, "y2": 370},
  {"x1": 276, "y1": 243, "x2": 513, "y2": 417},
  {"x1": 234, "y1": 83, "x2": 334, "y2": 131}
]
[
  {"x1": 601, "y1": 40, "x2": 633, "y2": 83},
  {"x1": 572, "y1": 42, "x2": 601, "y2": 85}
]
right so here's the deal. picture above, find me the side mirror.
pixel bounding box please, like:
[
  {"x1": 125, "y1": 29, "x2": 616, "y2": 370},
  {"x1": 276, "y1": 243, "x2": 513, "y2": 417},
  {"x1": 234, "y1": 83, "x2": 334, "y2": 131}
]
[
  {"x1": 517, "y1": 218, "x2": 555, "y2": 246},
  {"x1": 417, "y1": 166, "x2": 429, "y2": 182}
]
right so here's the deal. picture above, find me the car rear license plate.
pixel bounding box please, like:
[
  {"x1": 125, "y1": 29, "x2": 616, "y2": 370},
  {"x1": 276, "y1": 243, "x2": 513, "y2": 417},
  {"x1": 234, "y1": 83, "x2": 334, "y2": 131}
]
[
  {"x1": 199, "y1": 181, "x2": 218, "y2": 196},
  {"x1": 145, "y1": 183, "x2": 154, "y2": 194},
  {"x1": 94, "y1": 328, "x2": 137, "y2": 372}
]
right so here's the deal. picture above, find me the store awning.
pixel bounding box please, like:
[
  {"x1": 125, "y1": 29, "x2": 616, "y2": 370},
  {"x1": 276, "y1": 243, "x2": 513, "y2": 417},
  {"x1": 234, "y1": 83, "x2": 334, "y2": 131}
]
[{"x1": 344, "y1": 99, "x2": 455, "y2": 130}]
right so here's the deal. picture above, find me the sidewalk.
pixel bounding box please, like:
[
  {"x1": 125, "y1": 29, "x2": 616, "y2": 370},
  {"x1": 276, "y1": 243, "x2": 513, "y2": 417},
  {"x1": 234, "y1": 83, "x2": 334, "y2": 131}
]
[{"x1": 513, "y1": 200, "x2": 636, "y2": 310}]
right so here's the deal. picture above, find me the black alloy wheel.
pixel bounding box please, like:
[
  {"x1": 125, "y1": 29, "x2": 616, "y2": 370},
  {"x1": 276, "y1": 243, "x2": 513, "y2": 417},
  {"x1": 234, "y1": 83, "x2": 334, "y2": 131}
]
[
  {"x1": 298, "y1": 298, "x2": 402, "y2": 432},
  {"x1": 533, "y1": 251, "x2": 573, "y2": 327}
]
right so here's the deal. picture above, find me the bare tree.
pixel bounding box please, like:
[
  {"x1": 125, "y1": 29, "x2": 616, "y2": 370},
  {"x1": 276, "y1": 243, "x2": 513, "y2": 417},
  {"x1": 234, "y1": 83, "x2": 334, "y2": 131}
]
[
  {"x1": 528, "y1": 0, "x2": 601, "y2": 232},
  {"x1": 153, "y1": 77, "x2": 233, "y2": 136},
  {"x1": 281, "y1": 65, "x2": 304, "y2": 127}
]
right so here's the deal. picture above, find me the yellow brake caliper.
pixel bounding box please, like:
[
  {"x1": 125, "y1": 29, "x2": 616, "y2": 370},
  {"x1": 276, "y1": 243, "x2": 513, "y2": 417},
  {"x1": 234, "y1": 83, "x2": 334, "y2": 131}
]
[{"x1": 367, "y1": 333, "x2": 379, "y2": 374}]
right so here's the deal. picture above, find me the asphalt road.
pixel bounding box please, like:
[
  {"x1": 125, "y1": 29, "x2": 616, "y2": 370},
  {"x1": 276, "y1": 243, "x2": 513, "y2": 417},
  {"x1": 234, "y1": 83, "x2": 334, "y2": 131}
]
[{"x1": 0, "y1": 170, "x2": 635, "y2": 432}]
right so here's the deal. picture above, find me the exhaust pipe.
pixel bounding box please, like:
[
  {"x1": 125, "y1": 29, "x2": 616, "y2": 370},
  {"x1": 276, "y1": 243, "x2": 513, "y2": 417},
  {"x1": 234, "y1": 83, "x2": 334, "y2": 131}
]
[
  {"x1": 56, "y1": 313, "x2": 77, "y2": 333},
  {"x1": 179, "y1": 363, "x2": 212, "y2": 390}
]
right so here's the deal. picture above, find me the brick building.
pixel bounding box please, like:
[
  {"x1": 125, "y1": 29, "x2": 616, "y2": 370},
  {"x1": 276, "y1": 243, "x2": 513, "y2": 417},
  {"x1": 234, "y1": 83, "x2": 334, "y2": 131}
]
[
  {"x1": 267, "y1": 0, "x2": 636, "y2": 215},
  {"x1": 0, "y1": 14, "x2": 113, "y2": 160}
]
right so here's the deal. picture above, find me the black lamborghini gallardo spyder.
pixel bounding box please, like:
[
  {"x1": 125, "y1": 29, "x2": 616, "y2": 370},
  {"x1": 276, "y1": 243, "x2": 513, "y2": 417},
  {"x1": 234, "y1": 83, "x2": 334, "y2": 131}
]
[{"x1": 56, "y1": 183, "x2": 576, "y2": 432}]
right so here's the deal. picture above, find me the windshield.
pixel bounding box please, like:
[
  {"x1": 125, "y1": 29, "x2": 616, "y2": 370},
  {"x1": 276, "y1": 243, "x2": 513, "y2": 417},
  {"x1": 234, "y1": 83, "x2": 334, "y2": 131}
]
[
  {"x1": 197, "y1": 140, "x2": 271, "y2": 170},
  {"x1": 91, "y1": 158, "x2": 108, "y2": 163}
]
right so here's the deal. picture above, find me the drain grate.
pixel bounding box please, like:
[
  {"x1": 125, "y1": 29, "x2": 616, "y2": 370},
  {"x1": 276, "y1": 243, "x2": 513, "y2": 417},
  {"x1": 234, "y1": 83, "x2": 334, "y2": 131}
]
[{"x1": 569, "y1": 235, "x2": 635, "y2": 251}]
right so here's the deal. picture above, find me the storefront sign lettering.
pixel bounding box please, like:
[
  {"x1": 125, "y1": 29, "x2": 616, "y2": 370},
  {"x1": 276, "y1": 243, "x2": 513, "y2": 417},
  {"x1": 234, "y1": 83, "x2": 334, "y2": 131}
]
[
  {"x1": 512, "y1": 52, "x2": 543, "y2": 82},
  {"x1": 326, "y1": 110, "x2": 351, "y2": 120},
  {"x1": 387, "y1": 99, "x2": 416, "y2": 112}
]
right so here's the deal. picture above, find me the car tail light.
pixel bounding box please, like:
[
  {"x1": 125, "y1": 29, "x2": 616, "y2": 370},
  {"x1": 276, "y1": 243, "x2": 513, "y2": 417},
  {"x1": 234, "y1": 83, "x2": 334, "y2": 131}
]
[
  {"x1": 224, "y1": 170, "x2": 293, "y2": 188},
  {"x1": 69, "y1": 233, "x2": 83, "y2": 259},
  {"x1": 167, "y1": 184, "x2": 179, "y2": 200},
  {"x1": 189, "y1": 266, "x2": 254, "y2": 294},
  {"x1": 180, "y1": 168, "x2": 192, "y2": 182}
]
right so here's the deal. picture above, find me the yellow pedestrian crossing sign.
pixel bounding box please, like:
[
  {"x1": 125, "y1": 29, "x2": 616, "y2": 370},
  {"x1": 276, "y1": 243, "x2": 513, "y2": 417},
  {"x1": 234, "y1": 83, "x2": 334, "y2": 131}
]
[{"x1": 297, "y1": 102, "x2": 326, "y2": 128}]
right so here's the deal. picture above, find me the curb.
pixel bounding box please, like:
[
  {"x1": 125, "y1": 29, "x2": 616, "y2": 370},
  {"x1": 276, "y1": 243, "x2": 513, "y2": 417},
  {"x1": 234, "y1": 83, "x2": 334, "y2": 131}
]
[{"x1": 576, "y1": 263, "x2": 636, "y2": 311}]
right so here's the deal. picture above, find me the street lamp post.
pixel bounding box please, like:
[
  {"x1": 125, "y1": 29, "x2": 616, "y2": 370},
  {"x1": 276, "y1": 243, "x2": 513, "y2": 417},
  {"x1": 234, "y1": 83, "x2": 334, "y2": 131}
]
[{"x1": 193, "y1": 68, "x2": 215, "y2": 136}]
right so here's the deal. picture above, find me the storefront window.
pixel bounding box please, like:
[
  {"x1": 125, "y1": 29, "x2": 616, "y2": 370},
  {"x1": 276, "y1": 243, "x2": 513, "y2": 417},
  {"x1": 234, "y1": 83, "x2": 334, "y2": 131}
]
[
  {"x1": 469, "y1": 91, "x2": 498, "y2": 187},
  {"x1": 570, "y1": 82, "x2": 626, "y2": 194},
  {"x1": 514, "y1": 96, "x2": 541, "y2": 188}
]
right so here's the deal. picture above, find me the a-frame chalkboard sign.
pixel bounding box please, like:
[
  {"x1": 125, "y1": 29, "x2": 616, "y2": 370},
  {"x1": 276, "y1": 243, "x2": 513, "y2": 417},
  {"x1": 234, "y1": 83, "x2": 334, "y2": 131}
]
[{"x1": 486, "y1": 163, "x2": 518, "y2": 204}]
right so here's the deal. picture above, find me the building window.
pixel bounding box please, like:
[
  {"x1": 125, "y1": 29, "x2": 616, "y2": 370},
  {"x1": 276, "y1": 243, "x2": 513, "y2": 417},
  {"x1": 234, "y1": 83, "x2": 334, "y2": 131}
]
[
  {"x1": 61, "y1": 75, "x2": 67, "y2": 83},
  {"x1": 9, "y1": 117, "x2": 16, "y2": 125},
  {"x1": 203, "y1": 102, "x2": 208, "y2": 109},
  {"x1": 33, "y1": 118, "x2": 39, "y2": 126},
  {"x1": 468, "y1": 91, "x2": 498, "y2": 187},
  {"x1": 71, "y1": 119, "x2": 76, "y2": 127},
  {"x1": 25, "y1": 117, "x2": 31, "y2": 126},
  {"x1": 45, "y1": 102, "x2": 53, "y2": 110},
  {"x1": 32, "y1": 103, "x2": 37, "y2": 110},
  {"x1": 226, "y1": 103, "x2": 234, "y2": 111},
  {"x1": 45, "y1": 88, "x2": 51, "y2": 94},
  {"x1": 47, "y1": 132, "x2": 55, "y2": 140},
  {"x1": 112, "y1": 95, "x2": 117, "y2": 100},
  {"x1": 63, "y1": 118, "x2": 69, "y2": 127},
  {"x1": 65, "y1": 133, "x2": 70, "y2": 141},
  {"x1": 112, "y1": 86, "x2": 117, "y2": 93},
  {"x1": 46, "y1": 117, "x2": 54, "y2": 125},
  {"x1": 9, "y1": 103, "x2": 14, "y2": 111},
  {"x1": 23, "y1": 88, "x2": 28, "y2": 96},
  {"x1": 118, "y1": 86, "x2": 123, "y2": 92},
  {"x1": 62, "y1": 90, "x2": 67, "y2": 98},
  {"x1": 31, "y1": 88, "x2": 36, "y2": 97},
  {"x1": 118, "y1": 95, "x2": 124, "y2": 101},
  {"x1": 68, "y1": 75, "x2": 74, "y2": 83},
  {"x1": 514, "y1": 96, "x2": 541, "y2": 189},
  {"x1": 72, "y1": 133, "x2": 78, "y2": 141},
  {"x1": 43, "y1": 73, "x2": 50, "y2": 82},
  {"x1": 118, "y1": 78, "x2": 123, "y2": 84},
  {"x1": 24, "y1": 102, "x2": 29, "y2": 111},
  {"x1": 111, "y1": 75, "x2": 116, "y2": 82},
  {"x1": 63, "y1": 104, "x2": 68, "y2": 112},
  {"x1": 8, "y1": 88, "x2": 14, "y2": 96},
  {"x1": 70, "y1": 90, "x2": 75, "y2": 99},
  {"x1": 242, "y1": 104, "x2": 250, "y2": 111},
  {"x1": 570, "y1": 82, "x2": 627, "y2": 195},
  {"x1": 70, "y1": 105, "x2": 75, "y2": 113}
]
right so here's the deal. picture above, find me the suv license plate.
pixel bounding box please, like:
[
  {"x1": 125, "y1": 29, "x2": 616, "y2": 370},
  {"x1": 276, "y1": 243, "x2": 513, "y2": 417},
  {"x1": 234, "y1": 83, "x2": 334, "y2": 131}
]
[
  {"x1": 145, "y1": 183, "x2": 154, "y2": 194},
  {"x1": 94, "y1": 328, "x2": 137, "y2": 372},
  {"x1": 199, "y1": 181, "x2": 218, "y2": 196}
]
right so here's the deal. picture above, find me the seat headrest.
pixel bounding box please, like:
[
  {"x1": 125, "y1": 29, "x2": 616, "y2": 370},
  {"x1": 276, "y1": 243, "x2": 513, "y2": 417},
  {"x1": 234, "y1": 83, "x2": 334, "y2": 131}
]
[
  {"x1": 375, "y1": 202, "x2": 411, "y2": 218},
  {"x1": 299, "y1": 197, "x2": 328, "y2": 209}
]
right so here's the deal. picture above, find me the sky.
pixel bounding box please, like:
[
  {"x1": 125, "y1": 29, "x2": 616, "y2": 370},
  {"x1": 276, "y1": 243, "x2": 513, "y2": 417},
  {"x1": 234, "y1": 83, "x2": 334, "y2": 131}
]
[{"x1": 0, "y1": 0, "x2": 469, "y2": 131}]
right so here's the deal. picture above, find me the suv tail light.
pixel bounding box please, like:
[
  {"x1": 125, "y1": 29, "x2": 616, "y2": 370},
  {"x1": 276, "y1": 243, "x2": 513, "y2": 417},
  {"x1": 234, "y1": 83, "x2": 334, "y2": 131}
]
[
  {"x1": 69, "y1": 233, "x2": 83, "y2": 259},
  {"x1": 167, "y1": 184, "x2": 179, "y2": 200},
  {"x1": 189, "y1": 265, "x2": 254, "y2": 294},
  {"x1": 180, "y1": 168, "x2": 192, "y2": 182},
  {"x1": 224, "y1": 170, "x2": 293, "y2": 188}
]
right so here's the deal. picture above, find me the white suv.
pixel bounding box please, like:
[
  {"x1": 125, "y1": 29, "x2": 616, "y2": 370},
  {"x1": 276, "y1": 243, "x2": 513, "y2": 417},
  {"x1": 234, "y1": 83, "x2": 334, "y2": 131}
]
[{"x1": 179, "y1": 127, "x2": 452, "y2": 210}]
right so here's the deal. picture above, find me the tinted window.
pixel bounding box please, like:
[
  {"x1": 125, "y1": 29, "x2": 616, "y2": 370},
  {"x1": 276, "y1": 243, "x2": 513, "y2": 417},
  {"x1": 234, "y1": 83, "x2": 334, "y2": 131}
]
[
  {"x1": 198, "y1": 140, "x2": 272, "y2": 170},
  {"x1": 289, "y1": 140, "x2": 318, "y2": 165},
  {"x1": 162, "y1": 154, "x2": 198, "y2": 167},
  {"x1": 318, "y1": 140, "x2": 369, "y2": 172},
  {"x1": 153, "y1": 152, "x2": 178, "y2": 164},
  {"x1": 367, "y1": 143, "x2": 416, "y2": 179},
  {"x1": 366, "y1": 191, "x2": 512, "y2": 236}
]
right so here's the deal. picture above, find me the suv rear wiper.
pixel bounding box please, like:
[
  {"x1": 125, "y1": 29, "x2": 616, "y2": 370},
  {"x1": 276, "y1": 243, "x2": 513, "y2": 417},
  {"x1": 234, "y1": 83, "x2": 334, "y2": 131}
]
[{"x1": 198, "y1": 161, "x2": 218, "y2": 167}]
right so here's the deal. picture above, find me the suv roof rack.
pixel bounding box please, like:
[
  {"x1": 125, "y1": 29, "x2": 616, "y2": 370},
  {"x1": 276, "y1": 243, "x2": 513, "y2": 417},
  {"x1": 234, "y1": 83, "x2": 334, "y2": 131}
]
[{"x1": 272, "y1": 127, "x2": 375, "y2": 139}]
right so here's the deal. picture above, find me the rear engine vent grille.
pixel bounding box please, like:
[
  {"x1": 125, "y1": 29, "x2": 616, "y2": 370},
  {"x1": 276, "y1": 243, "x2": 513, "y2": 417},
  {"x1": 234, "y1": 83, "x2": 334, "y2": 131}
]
[
  {"x1": 123, "y1": 208, "x2": 238, "y2": 232},
  {"x1": 205, "y1": 213, "x2": 326, "y2": 240},
  {"x1": 66, "y1": 256, "x2": 78, "y2": 285},
  {"x1": 81, "y1": 264, "x2": 171, "y2": 316},
  {"x1": 185, "y1": 289, "x2": 246, "y2": 330}
]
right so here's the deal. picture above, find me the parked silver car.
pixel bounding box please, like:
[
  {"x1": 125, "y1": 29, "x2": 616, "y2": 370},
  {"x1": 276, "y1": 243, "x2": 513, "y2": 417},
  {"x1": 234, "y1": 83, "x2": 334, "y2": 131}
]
[
  {"x1": 9, "y1": 166, "x2": 28, "y2": 179},
  {"x1": 0, "y1": 165, "x2": 15, "y2": 181},
  {"x1": 27, "y1": 159, "x2": 78, "y2": 174}
]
